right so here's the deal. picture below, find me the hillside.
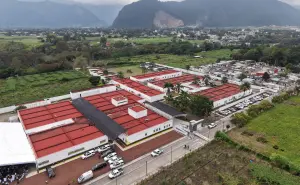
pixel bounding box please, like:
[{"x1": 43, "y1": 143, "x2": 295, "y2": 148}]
[
  {"x1": 0, "y1": 0, "x2": 106, "y2": 28},
  {"x1": 112, "y1": 0, "x2": 300, "y2": 28}
]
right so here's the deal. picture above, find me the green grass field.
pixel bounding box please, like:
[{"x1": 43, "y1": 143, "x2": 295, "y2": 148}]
[
  {"x1": 106, "y1": 49, "x2": 236, "y2": 69},
  {"x1": 0, "y1": 71, "x2": 92, "y2": 107},
  {"x1": 0, "y1": 34, "x2": 42, "y2": 50},
  {"x1": 108, "y1": 65, "x2": 145, "y2": 78},
  {"x1": 230, "y1": 96, "x2": 300, "y2": 166}
]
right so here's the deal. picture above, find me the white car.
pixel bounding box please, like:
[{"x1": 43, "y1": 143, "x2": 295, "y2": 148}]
[
  {"x1": 108, "y1": 156, "x2": 122, "y2": 164},
  {"x1": 208, "y1": 123, "x2": 217, "y2": 129},
  {"x1": 104, "y1": 152, "x2": 117, "y2": 162},
  {"x1": 97, "y1": 144, "x2": 112, "y2": 153},
  {"x1": 110, "y1": 160, "x2": 124, "y2": 169},
  {"x1": 108, "y1": 168, "x2": 124, "y2": 179},
  {"x1": 151, "y1": 149, "x2": 163, "y2": 157},
  {"x1": 81, "y1": 150, "x2": 96, "y2": 160}
]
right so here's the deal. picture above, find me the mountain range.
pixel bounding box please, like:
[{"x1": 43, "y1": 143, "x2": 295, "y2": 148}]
[
  {"x1": 112, "y1": 0, "x2": 300, "y2": 28},
  {"x1": 0, "y1": 0, "x2": 121, "y2": 28}
]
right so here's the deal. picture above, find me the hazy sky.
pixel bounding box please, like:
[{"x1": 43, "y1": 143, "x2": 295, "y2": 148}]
[{"x1": 22, "y1": 0, "x2": 300, "y2": 5}]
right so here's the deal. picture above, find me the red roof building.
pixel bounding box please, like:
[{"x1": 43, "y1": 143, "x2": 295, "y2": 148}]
[{"x1": 130, "y1": 70, "x2": 181, "y2": 82}]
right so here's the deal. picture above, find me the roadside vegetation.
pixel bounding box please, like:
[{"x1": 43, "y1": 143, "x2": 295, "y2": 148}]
[{"x1": 138, "y1": 140, "x2": 300, "y2": 185}]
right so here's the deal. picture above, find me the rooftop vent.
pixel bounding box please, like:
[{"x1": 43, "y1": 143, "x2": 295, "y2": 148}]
[
  {"x1": 111, "y1": 96, "x2": 128, "y2": 107},
  {"x1": 128, "y1": 105, "x2": 147, "y2": 119}
]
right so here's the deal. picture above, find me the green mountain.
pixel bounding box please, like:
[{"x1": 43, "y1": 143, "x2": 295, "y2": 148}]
[
  {"x1": 112, "y1": 0, "x2": 300, "y2": 28},
  {"x1": 0, "y1": 0, "x2": 106, "y2": 28}
]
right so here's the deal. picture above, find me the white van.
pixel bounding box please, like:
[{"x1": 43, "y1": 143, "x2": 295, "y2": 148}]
[{"x1": 78, "y1": 170, "x2": 93, "y2": 184}]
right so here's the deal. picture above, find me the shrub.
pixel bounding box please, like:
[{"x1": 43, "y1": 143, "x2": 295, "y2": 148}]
[
  {"x1": 272, "y1": 93, "x2": 291, "y2": 104},
  {"x1": 15, "y1": 105, "x2": 27, "y2": 111},
  {"x1": 273, "y1": 145, "x2": 279, "y2": 150},
  {"x1": 241, "y1": 130, "x2": 254, "y2": 136},
  {"x1": 231, "y1": 112, "x2": 251, "y2": 127},
  {"x1": 256, "y1": 137, "x2": 268, "y2": 143}
]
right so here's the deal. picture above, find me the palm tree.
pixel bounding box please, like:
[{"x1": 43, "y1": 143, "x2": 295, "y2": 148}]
[
  {"x1": 176, "y1": 83, "x2": 182, "y2": 93},
  {"x1": 141, "y1": 67, "x2": 148, "y2": 74},
  {"x1": 240, "y1": 82, "x2": 251, "y2": 95},
  {"x1": 117, "y1": 71, "x2": 124, "y2": 79},
  {"x1": 204, "y1": 75, "x2": 211, "y2": 86},
  {"x1": 164, "y1": 82, "x2": 174, "y2": 95}
]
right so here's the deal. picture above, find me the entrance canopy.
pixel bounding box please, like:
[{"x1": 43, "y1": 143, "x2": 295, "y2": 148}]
[{"x1": 0, "y1": 122, "x2": 36, "y2": 167}]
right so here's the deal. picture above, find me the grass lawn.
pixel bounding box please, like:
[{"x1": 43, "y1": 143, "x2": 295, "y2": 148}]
[
  {"x1": 0, "y1": 71, "x2": 92, "y2": 107},
  {"x1": 229, "y1": 96, "x2": 300, "y2": 166},
  {"x1": 138, "y1": 140, "x2": 300, "y2": 185},
  {"x1": 108, "y1": 65, "x2": 145, "y2": 78}
]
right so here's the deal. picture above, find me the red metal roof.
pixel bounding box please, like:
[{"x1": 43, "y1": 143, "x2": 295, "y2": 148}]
[
  {"x1": 84, "y1": 90, "x2": 169, "y2": 136},
  {"x1": 113, "y1": 78, "x2": 164, "y2": 97},
  {"x1": 130, "y1": 105, "x2": 146, "y2": 112},
  {"x1": 150, "y1": 74, "x2": 203, "y2": 88},
  {"x1": 195, "y1": 84, "x2": 242, "y2": 102},
  {"x1": 131, "y1": 70, "x2": 179, "y2": 80}
]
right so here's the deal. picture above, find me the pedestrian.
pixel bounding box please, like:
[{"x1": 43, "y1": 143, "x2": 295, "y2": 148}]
[{"x1": 45, "y1": 180, "x2": 48, "y2": 184}]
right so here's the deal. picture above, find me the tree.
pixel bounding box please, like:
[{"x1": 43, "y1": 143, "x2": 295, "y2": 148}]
[
  {"x1": 164, "y1": 82, "x2": 174, "y2": 95},
  {"x1": 193, "y1": 76, "x2": 200, "y2": 85},
  {"x1": 105, "y1": 77, "x2": 111, "y2": 84},
  {"x1": 185, "y1": 64, "x2": 191, "y2": 71},
  {"x1": 89, "y1": 76, "x2": 100, "y2": 86},
  {"x1": 103, "y1": 69, "x2": 109, "y2": 75},
  {"x1": 100, "y1": 37, "x2": 107, "y2": 47},
  {"x1": 240, "y1": 82, "x2": 251, "y2": 94},
  {"x1": 117, "y1": 71, "x2": 124, "y2": 79},
  {"x1": 173, "y1": 91, "x2": 190, "y2": 111},
  {"x1": 175, "y1": 83, "x2": 182, "y2": 93},
  {"x1": 262, "y1": 72, "x2": 270, "y2": 81},
  {"x1": 73, "y1": 56, "x2": 88, "y2": 69},
  {"x1": 164, "y1": 94, "x2": 174, "y2": 104},
  {"x1": 238, "y1": 73, "x2": 247, "y2": 81},
  {"x1": 141, "y1": 67, "x2": 148, "y2": 74},
  {"x1": 189, "y1": 95, "x2": 214, "y2": 117},
  {"x1": 127, "y1": 69, "x2": 133, "y2": 73},
  {"x1": 221, "y1": 77, "x2": 228, "y2": 84},
  {"x1": 203, "y1": 75, "x2": 211, "y2": 86}
]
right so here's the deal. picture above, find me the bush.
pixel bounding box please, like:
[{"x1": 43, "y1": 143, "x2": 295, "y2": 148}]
[
  {"x1": 256, "y1": 137, "x2": 268, "y2": 143},
  {"x1": 241, "y1": 130, "x2": 254, "y2": 136},
  {"x1": 273, "y1": 145, "x2": 279, "y2": 150},
  {"x1": 15, "y1": 105, "x2": 27, "y2": 111},
  {"x1": 272, "y1": 93, "x2": 291, "y2": 104},
  {"x1": 231, "y1": 112, "x2": 251, "y2": 127}
]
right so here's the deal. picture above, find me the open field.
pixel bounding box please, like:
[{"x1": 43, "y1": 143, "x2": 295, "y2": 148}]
[
  {"x1": 0, "y1": 71, "x2": 92, "y2": 107},
  {"x1": 139, "y1": 140, "x2": 300, "y2": 185},
  {"x1": 105, "y1": 49, "x2": 236, "y2": 68},
  {"x1": 108, "y1": 65, "x2": 145, "y2": 78},
  {"x1": 229, "y1": 96, "x2": 300, "y2": 166},
  {"x1": 0, "y1": 34, "x2": 42, "y2": 49}
]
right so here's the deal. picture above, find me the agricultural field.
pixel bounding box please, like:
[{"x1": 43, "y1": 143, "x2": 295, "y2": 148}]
[
  {"x1": 229, "y1": 96, "x2": 300, "y2": 166},
  {"x1": 0, "y1": 71, "x2": 92, "y2": 107},
  {"x1": 0, "y1": 34, "x2": 42, "y2": 49},
  {"x1": 139, "y1": 140, "x2": 300, "y2": 185},
  {"x1": 105, "y1": 49, "x2": 236, "y2": 69}
]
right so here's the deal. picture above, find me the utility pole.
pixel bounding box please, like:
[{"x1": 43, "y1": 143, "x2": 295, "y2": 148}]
[
  {"x1": 146, "y1": 161, "x2": 148, "y2": 176},
  {"x1": 171, "y1": 146, "x2": 173, "y2": 164}
]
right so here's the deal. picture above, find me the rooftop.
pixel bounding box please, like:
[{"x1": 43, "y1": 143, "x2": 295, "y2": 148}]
[
  {"x1": 84, "y1": 90, "x2": 168, "y2": 136},
  {"x1": 113, "y1": 78, "x2": 164, "y2": 97},
  {"x1": 195, "y1": 83, "x2": 242, "y2": 101},
  {"x1": 150, "y1": 74, "x2": 203, "y2": 88},
  {"x1": 130, "y1": 105, "x2": 146, "y2": 112},
  {"x1": 112, "y1": 96, "x2": 127, "y2": 101},
  {"x1": 19, "y1": 101, "x2": 83, "y2": 130},
  {"x1": 131, "y1": 70, "x2": 179, "y2": 80}
]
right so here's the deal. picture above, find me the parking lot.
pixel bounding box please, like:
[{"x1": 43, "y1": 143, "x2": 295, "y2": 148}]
[
  {"x1": 19, "y1": 131, "x2": 182, "y2": 185},
  {"x1": 216, "y1": 91, "x2": 273, "y2": 117}
]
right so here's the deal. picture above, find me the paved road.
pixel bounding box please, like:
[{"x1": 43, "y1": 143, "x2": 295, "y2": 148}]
[{"x1": 86, "y1": 136, "x2": 206, "y2": 185}]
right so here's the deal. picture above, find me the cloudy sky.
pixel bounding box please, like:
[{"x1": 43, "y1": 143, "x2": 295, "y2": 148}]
[{"x1": 22, "y1": 0, "x2": 300, "y2": 5}]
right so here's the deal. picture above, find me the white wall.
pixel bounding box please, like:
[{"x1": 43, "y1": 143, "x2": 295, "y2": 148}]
[
  {"x1": 147, "y1": 83, "x2": 166, "y2": 93},
  {"x1": 70, "y1": 86, "x2": 116, "y2": 100},
  {"x1": 130, "y1": 71, "x2": 182, "y2": 83},
  {"x1": 36, "y1": 135, "x2": 108, "y2": 169},
  {"x1": 119, "y1": 120, "x2": 173, "y2": 145},
  {"x1": 213, "y1": 89, "x2": 252, "y2": 108}
]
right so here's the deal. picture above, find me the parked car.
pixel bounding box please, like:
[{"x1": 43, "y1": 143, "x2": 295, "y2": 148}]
[
  {"x1": 208, "y1": 123, "x2": 217, "y2": 129},
  {"x1": 97, "y1": 144, "x2": 112, "y2": 153},
  {"x1": 104, "y1": 152, "x2": 117, "y2": 162},
  {"x1": 151, "y1": 149, "x2": 163, "y2": 157},
  {"x1": 92, "y1": 162, "x2": 107, "y2": 171},
  {"x1": 81, "y1": 150, "x2": 96, "y2": 160},
  {"x1": 108, "y1": 168, "x2": 124, "y2": 179},
  {"x1": 78, "y1": 170, "x2": 93, "y2": 184},
  {"x1": 46, "y1": 167, "x2": 55, "y2": 178},
  {"x1": 110, "y1": 160, "x2": 124, "y2": 169},
  {"x1": 108, "y1": 156, "x2": 123, "y2": 164},
  {"x1": 100, "y1": 149, "x2": 114, "y2": 158}
]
